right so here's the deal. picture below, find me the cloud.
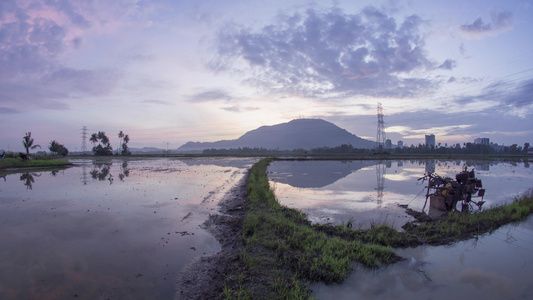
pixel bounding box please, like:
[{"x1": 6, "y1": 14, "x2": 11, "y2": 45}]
[
  {"x1": 459, "y1": 10, "x2": 513, "y2": 39},
  {"x1": 459, "y1": 268, "x2": 513, "y2": 296},
  {"x1": 438, "y1": 59, "x2": 457, "y2": 70},
  {"x1": 187, "y1": 89, "x2": 233, "y2": 103},
  {"x1": 503, "y1": 79, "x2": 533, "y2": 107},
  {"x1": 42, "y1": 67, "x2": 119, "y2": 96},
  {"x1": 0, "y1": 67, "x2": 119, "y2": 111},
  {"x1": 141, "y1": 99, "x2": 172, "y2": 105},
  {"x1": 0, "y1": 107, "x2": 20, "y2": 114},
  {"x1": 210, "y1": 6, "x2": 437, "y2": 99},
  {"x1": 44, "y1": 0, "x2": 91, "y2": 28},
  {"x1": 453, "y1": 79, "x2": 533, "y2": 117},
  {"x1": 482, "y1": 129, "x2": 533, "y2": 137},
  {"x1": 459, "y1": 43, "x2": 466, "y2": 55},
  {"x1": 385, "y1": 125, "x2": 411, "y2": 134},
  {"x1": 221, "y1": 106, "x2": 260, "y2": 113},
  {"x1": 409, "y1": 124, "x2": 473, "y2": 135},
  {"x1": 0, "y1": 1, "x2": 122, "y2": 111}
]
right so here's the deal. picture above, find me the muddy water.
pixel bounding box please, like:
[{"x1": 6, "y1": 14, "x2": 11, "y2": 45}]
[
  {"x1": 0, "y1": 157, "x2": 257, "y2": 300},
  {"x1": 267, "y1": 159, "x2": 533, "y2": 300}
]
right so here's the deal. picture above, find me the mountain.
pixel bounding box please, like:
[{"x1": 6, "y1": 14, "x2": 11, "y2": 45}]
[
  {"x1": 130, "y1": 147, "x2": 166, "y2": 154},
  {"x1": 177, "y1": 118, "x2": 375, "y2": 152}
]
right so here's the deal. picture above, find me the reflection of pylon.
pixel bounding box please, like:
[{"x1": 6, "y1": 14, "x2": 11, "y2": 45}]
[
  {"x1": 376, "y1": 103, "x2": 387, "y2": 149},
  {"x1": 81, "y1": 163, "x2": 87, "y2": 185},
  {"x1": 375, "y1": 161, "x2": 386, "y2": 204}
]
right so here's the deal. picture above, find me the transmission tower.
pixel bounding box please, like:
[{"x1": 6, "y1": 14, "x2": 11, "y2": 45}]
[
  {"x1": 375, "y1": 103, "x2": 387, "y2": 149},
  {"x1": 81, "y1": 126, "x2": 88, "y2": 153}
]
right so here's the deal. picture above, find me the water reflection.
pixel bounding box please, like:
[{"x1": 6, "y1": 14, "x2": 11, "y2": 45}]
[
  {"x1": 89, "y1": 161, "x2": 111, "y2": 181},
  {"x1": 267, "y1": 160, "x2": 375, "y2": 188},
  {"x1": 119, "y1": 160, "x2": 130, "y2": 181},
  {"x1": 375, "y1": 161, "x2": 387, "y2": 205},
  {"x1": 313, "y1": 217, "x2": 533, "y2": 300},
  {"x1": 1, "y1": 167, "x2": 69, "y2": 190},
  {"x1": 268, "y1": 159, "x2": 533, "y2": 300},
  {"x1": 20, "y1": 172, "x2": 40, "y2": 189},
  {"x1": 425, "y1": 160, "x2": 435, "y2": 174},
  {"x1": 268, "y1": 159, "x2": 533, "y2": 228},
  {"x1": 87, "y1": 160, "x2": 130, "y2": 184},
  {"x1": 0, "y1": 157, "x2": 257, "y2": 300}
]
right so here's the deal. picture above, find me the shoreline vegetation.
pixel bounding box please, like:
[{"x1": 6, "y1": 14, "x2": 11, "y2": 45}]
[
  {"x1": 221, "y1": 158, "x2": 533, "y2": 299},
  {"x1": 0, "y1": 157, "x2": 72, "y2": 170}
]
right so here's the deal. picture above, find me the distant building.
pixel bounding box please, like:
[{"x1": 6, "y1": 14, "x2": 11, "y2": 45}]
[
  {"x1": 425, "y1": 134, "x2": 436, "y2": 148},
  {"x1": 474, "y1": 138, "x2": 490, "y2": 145},
  {"x1": 385, "y1": 139, "x2": 392, "y2": 149},
  {"x1": 397, "y1": 140, "x2": 404, "y2": 148}
]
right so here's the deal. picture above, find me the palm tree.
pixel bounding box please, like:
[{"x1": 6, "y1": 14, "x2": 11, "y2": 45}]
[
  {"x1": 121, "y1": 134, "x2": 130, "y2": 155},
  {"x1": 90, "y1": 133, "x2": 98, "y2": 144},
  {"x1": 90, "y1": 131, "x2": 113, "y2": 156},
  {"x1": 118, "y1": 131, "x2": 124, "y2": 155},
  {"x1": 22, "y1": 132, "x2": 41, "y2": 156}
]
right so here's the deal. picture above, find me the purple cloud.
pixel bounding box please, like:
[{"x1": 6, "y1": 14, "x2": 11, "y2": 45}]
[
  {"x1": 502, "y1": 79, "x2": 533, "y2": 108},
  {"x1": 453, "y1": 79, "x2": 533, "y2": 117},
  {"x1": 0, "y1": 1, "x2": 121, "y2": 112},
  {"x1": 211, "y1": 6, "x2": 436, "y2": 99},
  {"x1": 438, "y1": 59, "x2": 457, "y2": 70},
  {"x1": 0, "y1": 107, "x2": 20, "y2": 114},
  {"x1": 141, "y1": 99, "x2": 172, "y2": 106},
  {"x1": 187, "y1": 89, "x2": 234, "y2": 103},
  {"x1": 459, "y1": 10, "x2": 513, "y2": 39}
]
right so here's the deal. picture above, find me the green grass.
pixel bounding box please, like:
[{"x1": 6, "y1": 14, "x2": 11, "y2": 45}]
[
  {"x1": 0, "y1": 157, "x2": 72, "y2": 169},
  {"x1": 223, "y1": 159, "x2": 400, "y2": 299}
]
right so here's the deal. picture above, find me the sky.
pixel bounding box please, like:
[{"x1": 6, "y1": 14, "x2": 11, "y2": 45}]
[{"x1": 1, "y1": 0, "x2": 533, "y2": 152}]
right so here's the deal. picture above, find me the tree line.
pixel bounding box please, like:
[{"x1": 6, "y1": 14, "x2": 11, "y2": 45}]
[
  {"x1": 202, "y1": 142, "x2": 531, "y2": 155},
  {"x1": 7, "y1": 131, "x2": 132, "y2": 159},
  {"x1": 392, "y1": 142, "x2": 530, "y2": 155}
]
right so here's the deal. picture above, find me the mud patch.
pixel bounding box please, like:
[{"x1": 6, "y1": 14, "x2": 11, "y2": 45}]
[{"x1": 175, "y1": 172, "x2": 249, "y2": 299}]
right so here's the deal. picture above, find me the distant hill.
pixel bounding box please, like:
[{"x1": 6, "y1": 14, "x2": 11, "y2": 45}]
[
  {"x1": 130, "y1": 147, "x2": 166, "y2": 154},
  {"x1": 177, "y1": 119, "x2": 375, "y2": 152}
]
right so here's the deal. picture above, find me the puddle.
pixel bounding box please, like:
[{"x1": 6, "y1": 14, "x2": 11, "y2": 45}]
[
  {"x1": 0, "y1": 157, "x2": 257, "y2": 299},
  {"x1": 267, "y1": 159, "x2": 533, "y2": 299}
]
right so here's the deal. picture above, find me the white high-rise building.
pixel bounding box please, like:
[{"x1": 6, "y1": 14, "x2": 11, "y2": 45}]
[
  {"x1": 474, "y1": 138, "x2": 490, "y2": 145},
  {"x1": 425, "y1": 134, "x2": 436, "y2": 148}
]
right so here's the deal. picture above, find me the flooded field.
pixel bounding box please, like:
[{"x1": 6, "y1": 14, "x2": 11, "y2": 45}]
[
  {"x1": 0, "y1": 157, "x2": 257, "y2": 299},
  {"x1": 268, "y1": 159, "x2": 533, "y2": 300},
  {"x1": 2, "y1": 157, "x2": 532, "y2": 299}
]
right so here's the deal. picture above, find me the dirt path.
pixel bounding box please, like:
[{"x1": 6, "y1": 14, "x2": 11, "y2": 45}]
[{"x1": 175, "y1": 172, "x2": 249, "y2": 299}]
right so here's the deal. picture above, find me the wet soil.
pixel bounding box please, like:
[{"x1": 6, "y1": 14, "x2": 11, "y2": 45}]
[{"x1": 175, "y1": 172, "x2": 249, "y2": 299}]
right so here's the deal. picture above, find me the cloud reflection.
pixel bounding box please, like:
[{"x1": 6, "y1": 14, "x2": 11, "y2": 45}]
[{"x1": 459, "y1": 268, "x2": 513, "y2": 296}]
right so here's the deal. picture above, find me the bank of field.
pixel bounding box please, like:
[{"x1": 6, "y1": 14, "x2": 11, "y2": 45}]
[
  {"x1": 0, "y1": 157, "x2": 72, "y2": 170},
  {"x1": 221, "y1": 158, "x2": 533, "y2": 299}
]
